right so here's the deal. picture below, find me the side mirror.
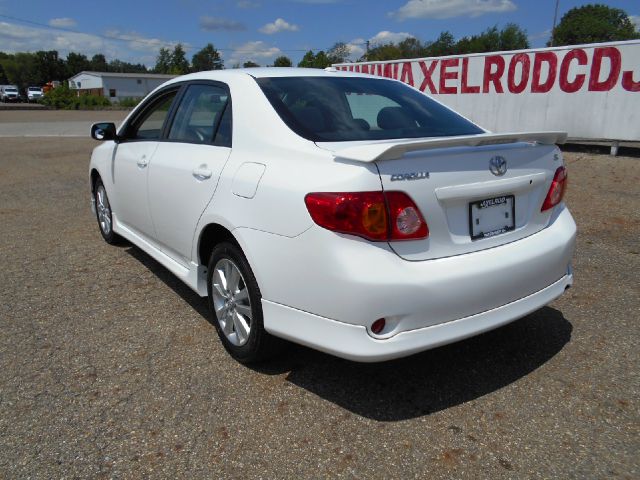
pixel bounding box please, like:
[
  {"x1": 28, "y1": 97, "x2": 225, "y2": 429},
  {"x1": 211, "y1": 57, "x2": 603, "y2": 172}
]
[{"x1": 91, "y1": 122, "x2": 118, "y2": 141}]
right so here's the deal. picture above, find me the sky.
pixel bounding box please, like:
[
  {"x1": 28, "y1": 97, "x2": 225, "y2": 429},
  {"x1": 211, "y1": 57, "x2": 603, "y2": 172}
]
[{"x1": 0, "y1": 0, "x2": 638, "y2": 68}]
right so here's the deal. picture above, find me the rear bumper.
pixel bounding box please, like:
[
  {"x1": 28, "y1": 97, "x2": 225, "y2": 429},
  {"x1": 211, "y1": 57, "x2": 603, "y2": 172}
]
[
  {"x1": 263, "y1": 271, "x2": 572, "y2": 362},
  {"x1": 235, "y1": 205, "x2": 576, "y2": 361}
]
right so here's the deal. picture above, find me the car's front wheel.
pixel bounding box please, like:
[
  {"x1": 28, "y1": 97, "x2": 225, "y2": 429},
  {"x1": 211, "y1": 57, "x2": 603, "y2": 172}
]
[
  {"x1": 207, "y1": 242, "x2": 282, "y2": 363},
  {"x1": 94, "y1": 178, "x2": 120, "y2": 244}
]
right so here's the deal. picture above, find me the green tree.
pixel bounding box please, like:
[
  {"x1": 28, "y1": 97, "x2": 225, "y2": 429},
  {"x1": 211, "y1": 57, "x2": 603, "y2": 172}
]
[
  {"x1": 108, "y1": 59, "x2": 147, "y2": 73},
  {"x1": 66, "y1": 52, "x2": 90, "y2": 77},
  {"x1": 90, "y1": 54, "x2": 108, "y2": 71},
  {"x1": 191, "y1": 43, "x2": 223, "y2": 72},
  {"x1": 313, "y1": 51, "x2": 331, "y2": 68},
  {"x1": 297, "y1": 50, "x2": 317, "y2": 68},
  {"x1": 243, "y1": 60, "x2": 260, "y2": 68},
  {"x1": 33, "y1": 50, "x2": 66, "y2": 83},
  {"x1": 499, "y1": 23, "x2": 529, "y2": 50},
  {"x1": 170, "y1": 44, "x2": 190, "y2": 74},
  {"x1": 364, "y1": 43, "x2": 403, "y2": 61},
  {"x1": 0, "y1": 63, "x2": 8, "y2": 84},
  {"x1": 550, "y1": 4, "x2": 639, "y2": 46},
  {"x1": 297, "y1": 50, "x2": 333, "y2": 68},
  {"x1": 154, "y1": 47, "x2": 172, "y2": 73},
  {"x1": 398, "y1": 37, "x2": 428, "y2": 59},
  {"x1": 1, "y1": 53, "x2": 37, "y2": 87},
  {"x1": 426, "y1": 31, "x2": 456, "y2": 57},
  {"x1": 273, "y1": 55, "x2": 292, "y2": 67}
]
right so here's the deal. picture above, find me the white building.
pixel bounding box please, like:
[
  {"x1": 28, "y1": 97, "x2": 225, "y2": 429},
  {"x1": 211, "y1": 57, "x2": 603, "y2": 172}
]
[{"x1": 68, "y1": 71, "x2": 176, "y2": 103}]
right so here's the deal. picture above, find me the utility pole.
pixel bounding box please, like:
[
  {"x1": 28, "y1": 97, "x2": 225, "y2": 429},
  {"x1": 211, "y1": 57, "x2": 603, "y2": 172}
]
[{"x1": 549, "y1": 0, "x2": 560, "y2": 46}]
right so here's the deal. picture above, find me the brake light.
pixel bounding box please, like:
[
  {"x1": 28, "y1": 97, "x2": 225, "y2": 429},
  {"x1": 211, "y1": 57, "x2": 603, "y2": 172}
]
[
  {"x1": 304, "y1": 191, "x2": 428, "y2": 241},
  {"x1": 541, "y1": 166, "x2": 568, "y2": 211}
]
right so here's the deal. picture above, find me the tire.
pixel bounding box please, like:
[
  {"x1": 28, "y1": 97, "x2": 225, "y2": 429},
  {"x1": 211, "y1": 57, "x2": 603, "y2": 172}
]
[
  {"x1": 207, "y1": 242, "x2": 282, "y2": 363},
  {"x1": 93, "y1": 178, "x2": 120, "y2": 244}
]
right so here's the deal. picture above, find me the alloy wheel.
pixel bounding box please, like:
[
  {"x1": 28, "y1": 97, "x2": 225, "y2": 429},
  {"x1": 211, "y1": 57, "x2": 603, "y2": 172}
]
[
  {"x1": 96, "y1": 185, "x2": 112, "y2": 235},
  {"x1": 211, "y1": 258, "x2": 252, "y2": 346}
]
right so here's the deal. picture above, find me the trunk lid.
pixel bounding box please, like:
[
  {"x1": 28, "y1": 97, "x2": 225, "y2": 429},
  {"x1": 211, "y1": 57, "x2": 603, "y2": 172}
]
[{"x1": 318, "y1": 134, "x2": 565, "y2": 261}]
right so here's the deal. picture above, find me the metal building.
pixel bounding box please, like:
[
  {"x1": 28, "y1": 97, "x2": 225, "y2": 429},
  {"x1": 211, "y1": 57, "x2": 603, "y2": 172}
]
[{"x1": 68, "y1": 71, "x2": 176, "y2": 103}]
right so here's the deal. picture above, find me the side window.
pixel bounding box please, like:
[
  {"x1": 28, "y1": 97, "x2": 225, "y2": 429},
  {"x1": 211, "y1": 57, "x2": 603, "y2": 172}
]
[
  {"x1": 129, "y1": 90, "x2": 178, "y2": 140},
  {"x1": 168, "y1": 84, "x2": 229, "y2": 145}
]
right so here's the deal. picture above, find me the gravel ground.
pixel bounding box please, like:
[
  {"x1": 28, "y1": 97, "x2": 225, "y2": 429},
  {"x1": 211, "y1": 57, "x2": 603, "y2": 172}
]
[{"x1": 0, "y1": 137, "x2": 638, "y2": 479}]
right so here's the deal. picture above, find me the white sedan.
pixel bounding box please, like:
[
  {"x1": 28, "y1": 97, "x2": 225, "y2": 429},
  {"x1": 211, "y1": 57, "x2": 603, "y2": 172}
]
[{"x1": 89, "y1": 68, "x2": 576, "y2": 363}]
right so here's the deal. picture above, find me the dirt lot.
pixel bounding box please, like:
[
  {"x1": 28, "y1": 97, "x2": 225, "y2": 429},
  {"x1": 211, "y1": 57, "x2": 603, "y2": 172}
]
[{"x1": 0, "y1": 135, "x2": 638, "y2": 479}]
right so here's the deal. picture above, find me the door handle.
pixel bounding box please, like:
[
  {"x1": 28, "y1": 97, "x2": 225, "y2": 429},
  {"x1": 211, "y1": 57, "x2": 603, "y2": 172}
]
[
  {"x1": 192, "y1": 165, "x2": 213, "y2": 180},
  {"x1": 137, "y1": 155, "x2": 148, "y2": 168}
]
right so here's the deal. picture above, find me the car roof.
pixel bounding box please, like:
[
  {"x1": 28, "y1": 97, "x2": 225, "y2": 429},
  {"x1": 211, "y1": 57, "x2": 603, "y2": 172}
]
[{"x1": 166, "y1": 67, "x2": 372, "y2": 85}]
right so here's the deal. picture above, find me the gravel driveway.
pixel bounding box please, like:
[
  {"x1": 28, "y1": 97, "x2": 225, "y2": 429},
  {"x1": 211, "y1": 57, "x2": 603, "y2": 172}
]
[{"x1": 0, "y1": 136, "x2": 638, "y2": 478}]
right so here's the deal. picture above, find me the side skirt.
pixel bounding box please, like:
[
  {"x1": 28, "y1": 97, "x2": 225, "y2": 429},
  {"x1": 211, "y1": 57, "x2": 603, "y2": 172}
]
[{"x1": 113, "y1": 214, "x2": 208, "y2": 297}]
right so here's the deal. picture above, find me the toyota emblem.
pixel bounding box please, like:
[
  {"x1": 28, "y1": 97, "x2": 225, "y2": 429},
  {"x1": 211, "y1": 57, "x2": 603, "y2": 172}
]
[{"x1": 489, "y1": 156, "x2": 507, "y2": 176}]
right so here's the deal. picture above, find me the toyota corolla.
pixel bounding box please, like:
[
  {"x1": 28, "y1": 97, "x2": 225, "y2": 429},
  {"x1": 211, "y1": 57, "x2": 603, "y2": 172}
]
[{"x1": 89, "y1": 68, "x2": 576, "y2": 363}]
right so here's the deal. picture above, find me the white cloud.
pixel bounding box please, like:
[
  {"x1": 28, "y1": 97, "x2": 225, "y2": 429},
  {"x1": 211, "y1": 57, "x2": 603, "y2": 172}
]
[
  {"x1": 199, "y1": 16, "x2": 246, "y2": 31},
  {"x1": 259, "y1": 18, "x2": 299, "y2": 34},
  {"x1": 370, "y1": 30, "x2": 414, "y2": 45},
  {"x1": 104, "y1": 29, "x2": 188, "y2": 53},
  {"x1": 345, "y1": 38, "x2": 366, "y2": 59},
  {"x1": 0, "y1": 21, "x2": 184, "y2": 68},
  {"x1": 392, "y1": 0, "x2": 516, "y2": 20},
  {"x1": 48, "y1": 17, "x2": 77, "y2": 28},
  {"x1": 344, "y1": 31, "x2": 415, "y2": 61},
  {"x1": 630, "y1": 15, "x2": 640, "y2": 31},
  {"x1": 237, "y1": 0, "x2": 260, "y2": 8},
  {"x1": 228, "y1": 40, "x2": 282, "y2": 66}
]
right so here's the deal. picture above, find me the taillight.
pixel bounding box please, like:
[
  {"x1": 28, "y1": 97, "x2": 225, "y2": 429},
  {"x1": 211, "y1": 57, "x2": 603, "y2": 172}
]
[
  {"x1": 304, "y1": 191, "x2": 428, "y2": 241},
  {"x1": 541, "y1": 166, "x2": 568, "y2": 212},
  {"x1": 385, "y1": 191, "x2": 429, "y2": 240}
]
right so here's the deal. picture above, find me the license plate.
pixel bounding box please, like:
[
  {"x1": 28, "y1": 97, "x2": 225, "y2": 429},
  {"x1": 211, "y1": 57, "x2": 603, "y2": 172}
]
[{"x1": 469, "y1": 195, "x2": 515, "y2": 240}]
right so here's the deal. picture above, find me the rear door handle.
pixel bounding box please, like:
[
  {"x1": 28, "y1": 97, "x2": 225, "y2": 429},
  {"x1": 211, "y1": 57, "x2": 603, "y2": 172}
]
[
  {"x1": 137, "y1": 155, "x2": 148, "y2": 168},
  {"x1": 192, "y1": 165, "x2": 213, "y2": 180}
]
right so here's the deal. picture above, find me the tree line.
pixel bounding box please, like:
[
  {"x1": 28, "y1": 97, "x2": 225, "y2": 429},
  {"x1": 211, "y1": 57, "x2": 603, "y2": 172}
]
[{"x1": 1, "y1": 4, "x2": 636, "y2": 89}]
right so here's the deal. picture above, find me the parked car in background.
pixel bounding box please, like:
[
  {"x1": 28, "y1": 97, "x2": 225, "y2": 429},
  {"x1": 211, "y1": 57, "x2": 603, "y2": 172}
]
[
  {"x1": 0, "y1": 85, "x2": 20, "y2": 102},
  {"x1": 88, "y1": 68, "x2": 576, "y2": 364},
  {"x1": 26, "y1": 86, "x2": 43, "y2": 102}
]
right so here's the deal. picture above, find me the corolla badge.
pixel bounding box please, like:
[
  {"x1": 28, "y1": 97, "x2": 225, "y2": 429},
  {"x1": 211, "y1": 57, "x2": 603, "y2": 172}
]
[
  {"x1": 390, "y1": 171, "x2": 430, "y2": 181},
  {"x1": 489, "y1": 156, "x2": 507, "y2": 176}
]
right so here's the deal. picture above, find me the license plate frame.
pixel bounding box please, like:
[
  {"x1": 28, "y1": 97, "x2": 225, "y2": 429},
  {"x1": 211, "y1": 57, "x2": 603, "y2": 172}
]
[{"x1": 469, "y1": 195, "x2": 515, "y2": 241}]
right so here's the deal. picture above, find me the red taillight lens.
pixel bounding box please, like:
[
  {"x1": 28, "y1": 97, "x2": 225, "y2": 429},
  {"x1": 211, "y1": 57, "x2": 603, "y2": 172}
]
[
  {"x1": 541, "y1": 166, "x2": 568, "y2": 212},
  {"x1": 304, "y1": 191, "x2": 428, "y2": 241},
  {"x1": 385, "y1": 191, "x2": 429, "y2": 240}
]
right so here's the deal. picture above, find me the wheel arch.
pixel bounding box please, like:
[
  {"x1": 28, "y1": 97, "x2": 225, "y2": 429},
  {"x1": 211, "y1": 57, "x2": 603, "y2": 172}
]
[
  {"x1": 90, "y1": 168, "x2": 101, "y2": 192},
  {"x1": 197, "y1": 222, "x2": 239, "y2": 266}
]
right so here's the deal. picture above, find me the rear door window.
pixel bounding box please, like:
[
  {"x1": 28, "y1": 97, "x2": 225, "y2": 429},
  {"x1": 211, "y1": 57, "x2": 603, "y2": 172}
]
[{"x1": 168, "y1": 84, "x2": 230, "y2": 145}]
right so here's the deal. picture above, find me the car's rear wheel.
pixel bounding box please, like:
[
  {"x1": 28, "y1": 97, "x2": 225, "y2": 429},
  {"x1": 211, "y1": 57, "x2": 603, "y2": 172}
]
[
  {"x1": 94, "y1": 178, "x2": 120, "y2": 244},
  {"x1": 207, "y1": 242, "x2": 282, "y2": 363}
]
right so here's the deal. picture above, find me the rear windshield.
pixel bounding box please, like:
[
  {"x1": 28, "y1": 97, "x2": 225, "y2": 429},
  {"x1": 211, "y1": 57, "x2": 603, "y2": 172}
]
[{"x1": 256, "y1": 76, "x2": 483, "y2": 142}]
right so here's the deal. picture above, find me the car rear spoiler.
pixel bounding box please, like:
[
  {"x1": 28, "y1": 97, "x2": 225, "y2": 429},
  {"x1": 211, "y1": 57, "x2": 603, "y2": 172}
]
[{"x1": 330, "y1": 131, "x2": 568, "y2": 162}]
